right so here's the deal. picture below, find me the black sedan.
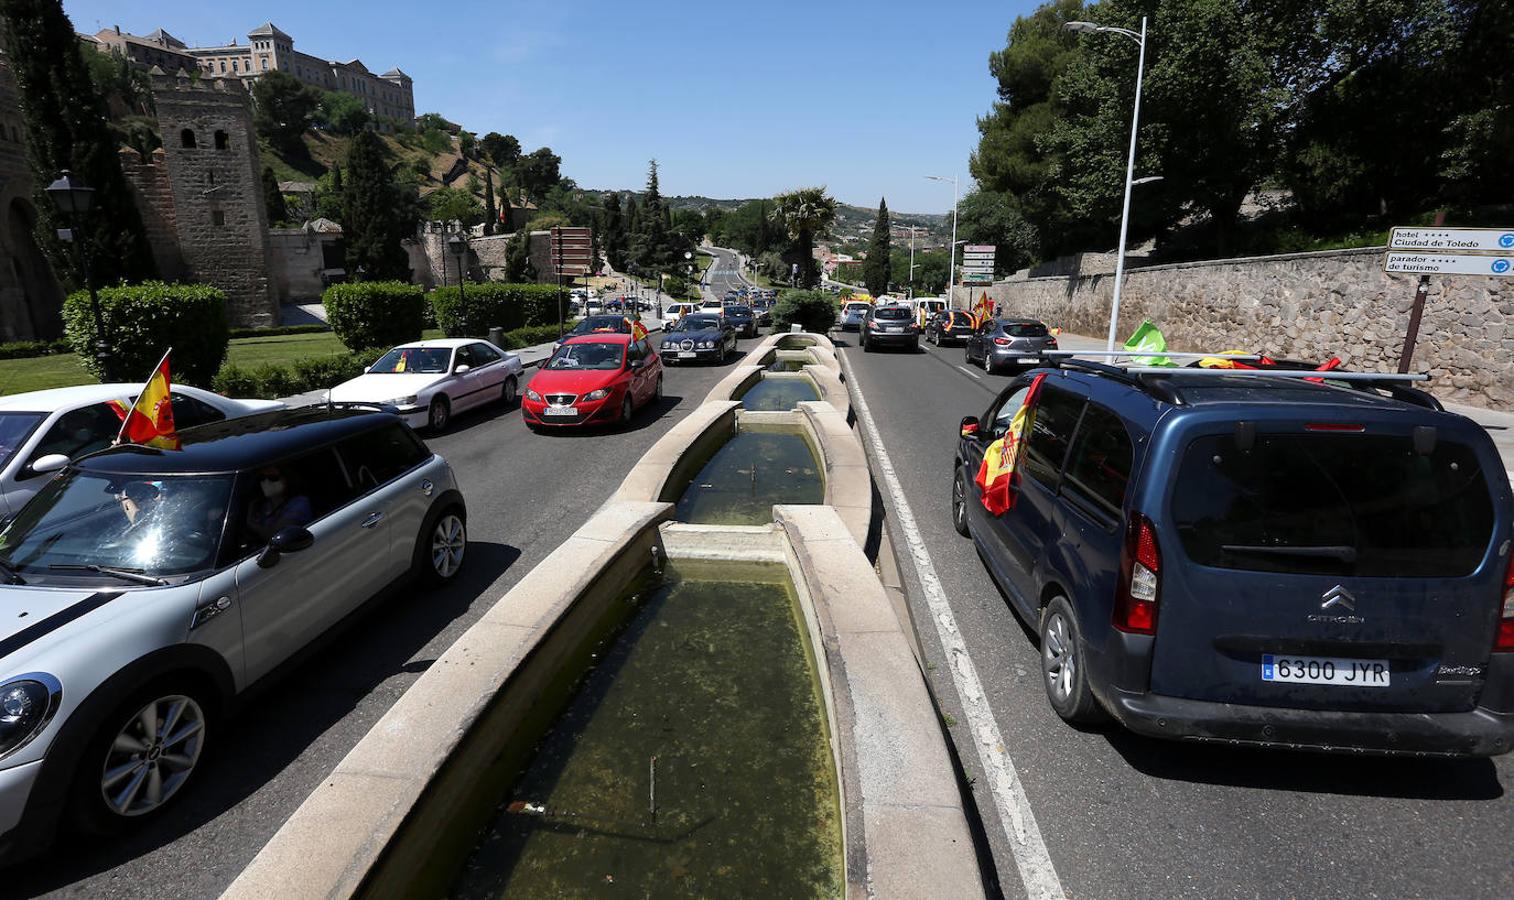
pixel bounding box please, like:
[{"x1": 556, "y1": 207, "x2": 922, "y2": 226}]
[
  {"x1": 662, "y1": 313, "x2": 738, "y2": 364},
  {"x1": 554, "y1": 315, "x2": 633, "y2": 351},
  {"x1": 725, "y1": 304, "x2": 759, "y2": 337},
  {"x1": 925, "y1": 310, "x2": 977, "y2": 346},
  {"x1": 964, "y1": 317, "x2": 1059, "y2": 374}
]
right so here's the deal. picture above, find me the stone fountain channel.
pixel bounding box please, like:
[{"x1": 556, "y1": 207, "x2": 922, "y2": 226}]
[{"x1": 222, "y1": 333, "x2": 985, "y2": 900}]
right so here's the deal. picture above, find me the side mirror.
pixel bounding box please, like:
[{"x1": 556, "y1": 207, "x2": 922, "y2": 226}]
[
  {"x1": 960, "y1": 416, "x2": 981, "y2": 440},
  {"x1": 454, "y1": 364, "x2": 472, "y2": 374},
  {"x1": 363, "y1": 366, "x2": 372, "y2": 374},
  {"x1": 257, "y1": 526, "x2": 314, "y2": 569},
  {"x1": 630, "y1": 356, "x2": 645, "y2": 369},
  {"x1": 28, "y1": 453, "x2": 70, "y2": 477}
]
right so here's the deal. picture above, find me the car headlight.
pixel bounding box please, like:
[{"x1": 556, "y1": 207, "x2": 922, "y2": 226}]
[
  {"x1": 582, "y1": 388, "x2": 611, "y2": 402},
  {"x1": 390, "y1": 395, "x2": 419, "y2": 407},
  {"x1": 699, "y1": 340, "x2": 713, "y2": 348},
  {"x1": 526, "y1": 389, "x2": 543, "y2": 402},
  {"x1": 0, "y1": 675, "x2": 60, "y2": 759}
]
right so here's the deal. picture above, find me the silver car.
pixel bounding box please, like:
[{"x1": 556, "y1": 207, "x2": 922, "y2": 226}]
[{"x1": 0, "y1": 406, "x2": 467, "y2": 862}]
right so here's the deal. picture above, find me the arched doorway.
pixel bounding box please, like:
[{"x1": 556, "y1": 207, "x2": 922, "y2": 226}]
[{"x1": 4, "y1": 199, "x2": 63, "y2": 340}]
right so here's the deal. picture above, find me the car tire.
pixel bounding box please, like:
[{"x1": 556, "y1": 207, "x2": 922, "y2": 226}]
[
  {"x1": 1040, "y1": 596, "x2": 1106, "y2": 724},
  {"x1": 951, "y1": 467, "x2": 972, "y2": 537},
  {"x1": 413, "y1": 504, "x2": 467, "y2": 584},
  {"x1": 69, "y1": 682, "x2": 214, "y2": 835},
  {"x1": 653, "y1": 374, "x2": 664, "y2": 402},
  {"x1": 500, "y1": 375, "x2": 518, "y2": 407},
  {"x1": 427, "y1": 396, "x2": 450, "y2": 432},
  {"x1": 619, "y1": 394, "x2": 634, "y2": 426}
]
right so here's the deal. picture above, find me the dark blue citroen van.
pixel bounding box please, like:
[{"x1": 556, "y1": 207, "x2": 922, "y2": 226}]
[{"x1": 951, "y1": 360, "x2": 1514, "y2": 756}]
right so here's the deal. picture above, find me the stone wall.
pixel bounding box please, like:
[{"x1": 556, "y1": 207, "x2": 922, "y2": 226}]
[
  {"x1": 0, "y1": 59, "x2": 63, "y2": 340},
  {"x1": 117, "y1": 146, "x2": 184, "y2": 280},
  {"x1": 150, "y1": 72, "x2": 277, "y2": 327},
  {"x1": 268, "y1": 226, "x2": 341, "y2": 301},
  {"x1": 952, "y1": 246, "x2": 1514, "y2": 409}
]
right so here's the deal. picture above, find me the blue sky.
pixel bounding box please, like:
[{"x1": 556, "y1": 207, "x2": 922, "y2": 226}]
[{"x1": 67, "y1": 0, "x2": 1036, "y2": 213}]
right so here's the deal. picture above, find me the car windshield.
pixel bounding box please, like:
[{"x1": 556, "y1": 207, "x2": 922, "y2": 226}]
[
  {"x1": 573, "y1": 316, "x2": 627, "y2": 334},
  {"x1": 670, "y1": 316, "x2": 720, "y2": 332},
  {"x1": 0, "y1": 470, "x2": 234, "y2": 578},
  {"x1": 368, "y1": 347, "x2": 451, "y2": 374},
  {"x1": 0, "y1": 412, "x2": 44, "y2": 469},
  {"x1": 873, "y1": 307, "x2": 911, "y2": 321},
  {"x1": 546, "y1": 341, "x2": 624, "y2": 370},
  {"x1": 1172, "y1": 433, "x2": 1495, "y2": 577},
  {"x1": 1004, "y1": 322, "x2": 1048, "y2": 337}
]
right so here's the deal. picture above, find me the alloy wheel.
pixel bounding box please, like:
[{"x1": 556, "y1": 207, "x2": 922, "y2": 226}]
[
  {"x1": 952, "y1": 474, "x2": 967, "y2": 531},
  {"x1": 1043, "y1": 612, "x2": 1075, "y2": 703},
  {"x1": 429, "y1": 397, "x2": 449, "y2": 431},
  {"x1": 431, "y1": 513, "x2": 466, "y2": 578},
  {"x1": 100, "y1": 694, "x2": 205, "y2": 818},
  {"x1": 501, "y1": 376, "x2": 518, "y2": 406}
]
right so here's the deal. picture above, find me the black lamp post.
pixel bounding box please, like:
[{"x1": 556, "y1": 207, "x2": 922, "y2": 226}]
[
  {"x1": 45, "y1": 170, "x2": 112, "y2": 379},
  {"x1": 446, "y1": 232, "x2": 468, "y2": 305}
]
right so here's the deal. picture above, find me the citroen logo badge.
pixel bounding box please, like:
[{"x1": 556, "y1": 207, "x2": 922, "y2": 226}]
[{"x1": 1321, "y1": 585, "x2": 1356, "y2": 611}]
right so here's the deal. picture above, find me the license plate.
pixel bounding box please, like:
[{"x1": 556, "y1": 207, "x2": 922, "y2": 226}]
[
  {"x1": 886, "y1": 326, "x2": 903, "y2": 333},
  {"x1": 678, "y1": 351, "x2": 697, "y2": 358},
  {"x1": 544, "y1": 406, "x2": 578, "y2": 416},
  {"x1": 1019, "y1": 357, "x2": 1040, "y2": 364},
  {"x1": 1262, "y1": 654, "x2": 1390, "y2": 687}
]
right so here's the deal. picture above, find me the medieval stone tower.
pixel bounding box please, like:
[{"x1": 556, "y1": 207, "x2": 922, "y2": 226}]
[{"x1": 149, "y1": 71, "x2": 277, "y2": 326}]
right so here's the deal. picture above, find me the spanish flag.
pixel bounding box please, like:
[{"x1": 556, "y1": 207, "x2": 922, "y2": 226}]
[
  {"x1": 116, "y1": 350, "x2": 179, "y2": 450},
  {"x1": 627, "y1": 317, "x2": 649, "y2": 341},
  {"x1": 974, "y1": 373, "x2": 1046, "y2": 515}
]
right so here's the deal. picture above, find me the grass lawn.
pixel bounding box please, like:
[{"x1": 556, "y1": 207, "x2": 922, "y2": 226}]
[{"x1": 0, "y1": 329, "x2": 445, "y2": 397}]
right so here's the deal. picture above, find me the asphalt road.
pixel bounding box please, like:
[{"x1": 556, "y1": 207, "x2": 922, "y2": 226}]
[
  {"x1": 22, "y1": 314, "x2": 765, "y2": 898},
  {"x1": 838, "y1": 329, "x2": 1514, "y2": 899}
]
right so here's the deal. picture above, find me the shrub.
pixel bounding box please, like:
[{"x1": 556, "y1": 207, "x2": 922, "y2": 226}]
[
  {"x1": 431, "y1": 283, "x2": 564, "y2": 337},
  {"x1": 0, "y1": 338, "x2": 72, "y2": 360},
  {"x1": 212, "y1": 347, "x2": 386, "y2": 400},
  {"x1": 496, "y1": 324, "x2": 563, "y2": 349},
  {"x1": 63, "y1": 281, "x2": 229, "y2": 386},
  {"x1": 323, "y1": 281, "x2": 424, "y2": 351},
  {"x1": 771, "y1": 290, "x2": 837, "y2": 334},
  {"x1": 228, "y1": 323, "x2": 330, "y2": 340}
]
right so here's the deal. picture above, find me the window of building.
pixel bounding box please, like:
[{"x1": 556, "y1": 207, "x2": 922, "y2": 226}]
[
  {"x1": 214, "y1": 130, "x2": 229, "y2": 150},
  {"x1": 232, "y1": 59, "x2": 239, "y2": 72},
  {"x1": 219, "y1": 60, "x2": 226, "y2": 73},
  {"x1": 211, "y1": 210, "x2": 225, "y2": 227},
  {"x1": 179, "y1": 128, "x2": 196, "y2": 149}
]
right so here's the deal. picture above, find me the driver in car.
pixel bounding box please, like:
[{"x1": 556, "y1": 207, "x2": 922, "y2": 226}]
[{"x1": 245, "y1": 465, "x2": 314, "y2": 544}]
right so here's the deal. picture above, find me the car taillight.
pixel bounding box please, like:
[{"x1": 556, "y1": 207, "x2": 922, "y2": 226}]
[
  {"x1": 994, "y1": 337, "x2": 1011, "y2": 346},
  {"x1": 1497, "y1": 553, "x2": 1514, "y2": 652},
  {"x1": 1047, "y1": 338, "x2": 1058, "y2": 349},
  {"x1": 1115, "y1": 513, "x2": 1160, "y2": 634}
]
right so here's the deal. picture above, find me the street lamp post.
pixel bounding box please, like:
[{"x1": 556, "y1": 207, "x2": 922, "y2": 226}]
[
  {"x1": 446, "y1": 232, "x2": 468, "y2": 306},
  {"x1": 907, "y1": 225, "x2": 919, "y2": 298},
  {"x1": 45, "y1": 171, "x2": 113, "y2": 379},
  {"x1": 925, "y1": 175, "x2": 959, "y2": 307},
  {"x1": 1065, "y1": 16, "x2": 1148, "y2": 351}
]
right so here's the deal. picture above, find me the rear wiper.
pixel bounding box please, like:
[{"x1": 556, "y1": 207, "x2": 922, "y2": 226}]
[
  {"x1": 0, "y1": 558, "x2": 26, "y2": 585},
  {"x1": 47, "y1": 564, "x2": 168, "y2": 586},
  {"x1": 1221, "y1": 544, "x2": 1357, "y2": 563}
]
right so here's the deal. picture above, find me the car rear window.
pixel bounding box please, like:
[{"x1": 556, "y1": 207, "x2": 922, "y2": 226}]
[
  {"x1": 1172, "y1": 433, "x2": 1495, "y2": 577},
  {"x1": 949, "y1": 312, "x2": 973, "y2": 327},
  {"x1": 873, "y1": 307, "x2": 911, "y2": 321},
  {"x1": 1004, "y1": 322, "x2": 1048, "y2": 338}
]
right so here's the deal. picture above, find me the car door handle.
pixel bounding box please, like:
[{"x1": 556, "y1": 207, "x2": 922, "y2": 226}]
[{"x1": 361, "y1": 511, "x2": 385, "y2": 529}]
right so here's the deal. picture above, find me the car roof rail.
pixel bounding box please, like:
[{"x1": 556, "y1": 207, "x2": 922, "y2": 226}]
[{"x1": 1049, "y1": 358, "x2": 1184, "y2": 405}]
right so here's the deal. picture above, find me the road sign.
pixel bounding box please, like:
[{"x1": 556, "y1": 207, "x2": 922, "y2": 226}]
[
  {"x1": 1389, "y1": 227, "x2": 1514, "y2": 253},
  {"x1": 1384, "y1": 251, "x2": 1514, "y2": 277},
  {"x1": 965, "y1": 244, "x2": 995, "y2": 254},
  {"x1": 962, "y1": 273, "x2": 993, "y2": 284},
  {"x1": 550, "y1": 226, "x2": 592, "y2": 276}
]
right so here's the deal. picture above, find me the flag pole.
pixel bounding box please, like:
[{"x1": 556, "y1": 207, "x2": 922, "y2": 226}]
[{"x1": 115, "y1": 347, "x2": 172, "y2": 446}]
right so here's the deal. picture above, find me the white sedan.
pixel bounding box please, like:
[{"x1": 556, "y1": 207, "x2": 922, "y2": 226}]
[
  {"x1": 0, "y1": 383, "x2": 282, "y2": 520},
  {"x1": 326, "y1": 337, "x2": 524, "y2": 432}
]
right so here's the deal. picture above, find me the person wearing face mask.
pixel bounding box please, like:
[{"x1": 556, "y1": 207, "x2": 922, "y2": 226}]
[{"x1": 244, "y1": 465, "x2": 314, "y2": 544}]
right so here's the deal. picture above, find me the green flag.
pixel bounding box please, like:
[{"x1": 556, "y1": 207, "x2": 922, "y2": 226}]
[{"x1": 1123, "y1": 320, "x2": 1179, "y2": 367}]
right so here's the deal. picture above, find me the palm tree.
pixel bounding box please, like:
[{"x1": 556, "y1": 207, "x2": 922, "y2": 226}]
[{"x1": 770, "y1": 187, "x2": 837, "y2": 288}]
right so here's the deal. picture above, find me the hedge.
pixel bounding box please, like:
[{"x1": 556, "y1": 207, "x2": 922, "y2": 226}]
[
  {"x1": 431, "y1": 283, "x2": 564, "y2": 337},
  {"x1": 63, "y1": 281, "x2": 230, "y2": 386},
  {"x1": 323, "y1": 281, "x2": 425, "y2": 351},
  {"x1": 0, "y1": 338, "x2": 72, "y2": 360},
  {"x1": 212, "y1": 348, "x2": 386, "y2": 400},
  {"x1": 772, "y1": 290, "x2": 838, "y2": 334},
  {"x1": 228, "y1": 323, "x2": 330, "y2": 340}
]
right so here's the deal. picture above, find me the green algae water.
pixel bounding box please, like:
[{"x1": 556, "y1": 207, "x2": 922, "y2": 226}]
[
  {"x1": 739, "y1": 376, "x2": 820, "y2": 411},
  {"x1": 452, "y1": 571, "x2": 843, "y2": 898},
  {"x1": 674, "y1": 428, "x2": 823, "y2": 525},
  {"x1": 776, "y1": 335, "x2": 815, "y2": 350},
  {"x1": 766, "y1": 358, "x2": 809, "y2": 372}
]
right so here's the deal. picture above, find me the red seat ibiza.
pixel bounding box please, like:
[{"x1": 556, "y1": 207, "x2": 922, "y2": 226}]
[{"x1": 522, "y1": 333, "x2": 664, "y2": 430}]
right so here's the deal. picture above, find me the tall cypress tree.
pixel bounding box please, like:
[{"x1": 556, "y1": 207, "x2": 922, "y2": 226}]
[
  {"x1": 863, "y1": 197, "x2": 891, "y2": 296},
  {"x1": 0, "y1": 0, "x2": 156, "y2": 288},
  {"x1": 262, "y1": 166, "x2": 289, "y2": 225},
  {"x1": 342, "y1": 129, "x2": 412, "y2": 280},
  {"x1": 602, "y1": 191, "x2": 626, "y2": 271},
  {"x1": 482, "y1": 166, "x2": 497, "y2": 236}
]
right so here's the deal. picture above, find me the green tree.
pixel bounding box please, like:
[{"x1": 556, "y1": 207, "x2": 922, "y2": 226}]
[
  {"x1": 770, "y1": 187, "x2": 837, "y2": 288},
  {"x1": 262, "y1": 166, "x2": 290, "y2": 225},
  {"x1": 316, "y1": 90, "x2": 372, "y2": 135},
  {"x1": 425, "y1": 185, "x2": 484, "y2": 226},
  {"x1": 342, "y1": 130, "x2": 414, "y2": 280},
  {"x1": 314, "y1": 165, "x2": 344, "y2": 221},
  {"x1": 482, "y1": 167, "x2": 497, "y2": 236},
  {"x1": 524, "y1": 211, "x2": 570, "y2": 232},
  {"x1": 628, "y1": 159, "x2": 673, "y2": 271},
  {"x1": 0, "y1": 0, "x2": 157, "y2": 293},
  {"x1": 458, "y1": 129, "x2": 476, "y2": 159},
  {"x1": 602, "y1": 191, "x2": 628, "y2": 270},
  {"x1": 671, "y1": 208, "x2": 705, "y2": 246},
  {"x1": 862, "y1": 197, "x2": 892, "y2": 295},
  {"x1": 503, "y1": 228, "x2": 536, "y2": 282},
  {"x1": 480, "y1": 132, "x2": 521, "y2": 169},
  {"x1": 956, "y1": 189, "x2": 1040, "y2": 275},
  {"x1": 516, "y1": 146, "x2": 561, "y2": 203},
  {"x1": 251, "y1": 70, "x2": 320, "y2": 152}
]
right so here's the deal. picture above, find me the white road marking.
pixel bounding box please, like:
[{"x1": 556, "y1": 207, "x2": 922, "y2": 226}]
[
  {"x1": 841, "y1": 349, "x2": 1067, "y2": 900},
  {"x1": 957, "y1": 365, "x2": 982, "y2": 380}
]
